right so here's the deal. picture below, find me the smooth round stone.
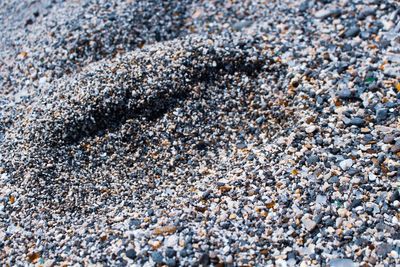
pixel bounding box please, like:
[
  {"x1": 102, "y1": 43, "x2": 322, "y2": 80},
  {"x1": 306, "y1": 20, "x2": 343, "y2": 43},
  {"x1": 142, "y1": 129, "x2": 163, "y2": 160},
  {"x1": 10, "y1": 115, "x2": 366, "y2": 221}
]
[
  {"x1": 349, "y1": 117, "x2": 365, "y2": 127},
  {"x1": 125, "y1": 248, "x2": 136, "y2": 260},
  {"x1": 344, "y1": 26, "x2": 360, "y2": 38},
  {"x1": 375, "y1": 108, "x2": 388, "y2": 122},
  {"x1": 165, "y1": 247, "x2": 177, "y2": 258},
  {"x1": 339, "y1": 159, "x2": 353, "y2": 171},
  {"x1": 337, "y1": 89, "x2": 352, "y2": 99},
  {"x1": 383, "y1": 135, "x2": 395, "y2": 144},
  {"x1": 151, "y1": 251, "x2": 163, "y2": 263}
]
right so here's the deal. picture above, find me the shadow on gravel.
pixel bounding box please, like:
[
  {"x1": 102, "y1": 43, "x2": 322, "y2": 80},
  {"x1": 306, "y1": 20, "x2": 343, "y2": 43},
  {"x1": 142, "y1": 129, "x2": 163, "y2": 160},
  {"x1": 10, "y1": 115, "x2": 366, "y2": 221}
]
[
  {"x1": 5, "y1": 37, "x2": 292, "y2": 213},
  {"x1": 63, "y1": 58, "x2": 265, "y2": 145}
]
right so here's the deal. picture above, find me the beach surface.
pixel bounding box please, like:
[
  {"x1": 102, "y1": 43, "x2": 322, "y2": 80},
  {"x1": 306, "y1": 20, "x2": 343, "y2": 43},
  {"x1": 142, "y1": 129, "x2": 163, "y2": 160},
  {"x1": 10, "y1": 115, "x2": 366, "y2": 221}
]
[{"x1": 0, "y1": 0, "x2": 399, "y2": 265}]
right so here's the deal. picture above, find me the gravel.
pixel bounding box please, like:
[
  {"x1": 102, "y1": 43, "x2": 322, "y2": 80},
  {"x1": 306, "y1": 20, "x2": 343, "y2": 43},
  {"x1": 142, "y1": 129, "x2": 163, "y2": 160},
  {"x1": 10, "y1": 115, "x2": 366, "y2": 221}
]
[{"x1": 0, "y1": 0, "x2": 399, "y2": 266}]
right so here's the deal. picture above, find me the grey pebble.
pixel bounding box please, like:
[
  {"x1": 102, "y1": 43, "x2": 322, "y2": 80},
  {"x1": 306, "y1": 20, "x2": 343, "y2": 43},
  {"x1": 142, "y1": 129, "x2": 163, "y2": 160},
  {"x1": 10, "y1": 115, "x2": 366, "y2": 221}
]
[
  {"x1": 376, "y1": 243, "x2": 393, "y2": 256},
  {"x1": 383, "y1": 134, "x2": 396, "y2": 144},
  {"x1": 337, "y1": 89, "x2": 352, "y2": 99},
  {"x1": 315, "y1": 8, "x2": 341, "y2": 19},
  {"x1": 151, "y1": 251, "x2": 164, "y2": 264},
  {"x1": 344, "y1": 26, "x2": 360, "y2": 38},
  {"x1": 349, "y1": 117, "x2": 365, "y2": 127},
  {"x1": 375, "y1": 108, "x2": 388, "y2": 122},
  {"x1": 306, "y1": 155, "x2": 320, "y2": 165}
]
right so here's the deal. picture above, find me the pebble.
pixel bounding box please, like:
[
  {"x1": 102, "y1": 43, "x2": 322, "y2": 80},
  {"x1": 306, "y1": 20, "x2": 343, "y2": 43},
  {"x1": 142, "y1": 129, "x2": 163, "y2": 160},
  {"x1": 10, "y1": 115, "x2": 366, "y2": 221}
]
[
  {"x1": 165, "y1": 247, "x2": 177, "y2": 258},
  {"x1": 316, "y1": 195, "x2": 327, "y2": 205},
  {"x1": 199, "y1": 253, "x2": 210, "y2": 266},
  {"x1": 305, "y1": 125, "x2": 318, "y2": 134},
  {"x1": 301, "y1": 217, "x2": 317, "y2": 232},
  {"x1": 339, "y1": 159, "x2": 353, "y2": 171},
  {"x1": 369, "y1": 173, "x2": 377, "y2": 181},
  {"x1": 344, "y1": 26, "x2": 360, "y2": 38},
  {"x1": 125, "y1": 249, "x2": 136, "y2": 260},
  {"x1": 164, "y1": 235, "x2": 178, "y2": 247},
  {"x1": 337, "y1": 89, "x2": 352, "y2": 99},
  {"x1": 315, "y1": 8, "x2": 341, "y2": 19},
  {"x1": 226, "y1": 255, "x2": 233, "y2": 264},
  {"x1": 358, "y1": 7, "x2": 376, "y2": 20},
  {"x1": 383, "y1": 135, "x2": 395, "y2": 144},
  {"x1": 307, "y1": 155, "x2": 319, "y2": 165},
  {"x1": 349, "y1": 117, "x2": 365, "y2": 127},
  {"x1": 376, "y1": 243, "x2": 393, "y2": 256},
  {"x1": 375, "y1": 108, "x2": 388, "y2": 122},
  {"x1": 151, "y1": 251, "x2": 163, "y2": 264}
]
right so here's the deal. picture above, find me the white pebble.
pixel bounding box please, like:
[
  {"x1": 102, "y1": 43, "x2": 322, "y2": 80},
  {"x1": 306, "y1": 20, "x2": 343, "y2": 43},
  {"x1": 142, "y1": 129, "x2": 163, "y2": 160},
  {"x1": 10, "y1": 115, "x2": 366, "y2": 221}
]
[{"x1": 339, "y1": 159, "x2": 353, "y2": 171}]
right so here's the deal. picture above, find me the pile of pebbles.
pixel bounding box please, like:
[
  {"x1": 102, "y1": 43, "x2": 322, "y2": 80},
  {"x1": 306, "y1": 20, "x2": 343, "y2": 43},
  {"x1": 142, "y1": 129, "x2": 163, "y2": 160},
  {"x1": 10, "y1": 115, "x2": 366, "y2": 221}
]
[{"x1": 0, "y1": 0, "x2": 399, "y2": 266}]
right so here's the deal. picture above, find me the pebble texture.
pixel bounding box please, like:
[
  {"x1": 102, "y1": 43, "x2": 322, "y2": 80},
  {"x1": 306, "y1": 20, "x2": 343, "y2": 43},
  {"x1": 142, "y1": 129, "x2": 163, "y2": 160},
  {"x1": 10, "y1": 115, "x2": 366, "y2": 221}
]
[{"x1": 0, "y1": 0, "x2": 399, "y2": 266}]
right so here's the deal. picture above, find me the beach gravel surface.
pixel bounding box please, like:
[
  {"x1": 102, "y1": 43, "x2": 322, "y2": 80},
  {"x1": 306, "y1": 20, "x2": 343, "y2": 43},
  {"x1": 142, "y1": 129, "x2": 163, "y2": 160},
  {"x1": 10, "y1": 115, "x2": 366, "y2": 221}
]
[{"x1": 0, "y1": 0, "x2": 399, "y2": 266}]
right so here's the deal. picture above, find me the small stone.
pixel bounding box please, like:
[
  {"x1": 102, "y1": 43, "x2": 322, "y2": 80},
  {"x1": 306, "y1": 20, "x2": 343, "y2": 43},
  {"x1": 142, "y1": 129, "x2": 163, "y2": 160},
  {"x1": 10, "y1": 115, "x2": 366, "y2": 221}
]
[
  {"x1": 226, "y1": 255, "x2": 233, "y2": 264},
  {"x1": 307, "y1": 155, "x2": 320, "y2": 165},
  {"x1": 360, "y1": 31, "x2": 371, "y2": 40},
  {"x1": 147, "y1": 209, "x2": 155, "y2": 216},
  {"x1": 376, "y1": 243, "x2": 393, "y2": 256},
  {"x1": 390, "y1": 250, "x2": 399, "y2": 259},
  {"x1": 330, "y1": 258, "x2": 356, "y2": 267},
  {"x1": 164, "y1": 235, "x2": 178, "y2": 247},
  {"x1": 344, "y1": 26, "x2": 360, "y2": 38},
  {"x1": 349, "y1": 199, "x2": 362, "y2": 209},
  {"x1": 390, "y1": 144, "x2": 400, "y2": 153},
  {"x1": 339, "y1": 159, "x2": 353, "y2": 171},
  {"x1": 301, "y1": 217, "x2": 317, "y2": 231},
  {"x1": 337, "y1": 208, "x2": 348, "y2": 217},
  {"x1": 315, "y1": 8, "x2": 341, "y2": 19},
  {"x1": 376, "y1": 108, "x2": 388, "y2": 122},
  {"x1": 316, "y1": 195, "x2": 327, "y2": 205},
  {"x1": 236, "y1": 143, "x2": 247, "y2": 149},
  {"x1": 358, "y1": 7, "x2": 375, "y2": 20},
  {"x1": 125, "y1": 249, "x2": 136, "y2": 260},
  {"x1": 305, "y1": 125, "x2": 317, "y2": 133},
  {"x1": 166, "y1": 247, "x2": 177, "y2": 258},
  {"x1": 390, "y1": 190, "x2": 400, "y2": 202},
  {"x1": 337, "y1": 89, "x2": 352, "y2": 99},
  {"x1": 151, "y1": 251, "x2": 163, "y2": 264},
  {"x1": 256, "y1": 116, "x2": 265, "y2": 124},
  {"x1": 199, "y1": 253, "x2": 210, "y2": 266},
  {"x1": 383, "y1": 135, "x2": 395, "y2": 144},
  {"x1": 153, "y1": 225, "x2": 177, "y2": 235},
  {"x1": 368, "y1": 173, "x2": 377, "y2": 181},
  {"x1": 299, "y1": 2, "x2": 308, "y2": 12},
  {"x1": 328, "y1": 176, "x2": 339, "y2": 184},
  {"x1": 349, "y1": 117, "x2": 365, "y2": 127},
  {"x1": 348, "y1": 168, "x2": 360, "y2": 177},
  {"x1": 232, "y1": 20, "x2": 252, "y2": 31}
]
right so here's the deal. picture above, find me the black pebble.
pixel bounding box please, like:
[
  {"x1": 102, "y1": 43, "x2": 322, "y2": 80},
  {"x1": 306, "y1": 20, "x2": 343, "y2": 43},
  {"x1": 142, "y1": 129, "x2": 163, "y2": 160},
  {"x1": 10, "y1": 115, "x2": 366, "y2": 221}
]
[
  {"x1": 199, "y1": 253, "x2": 210, "y2": 266},
  {"x1": 166, "y1": 247, "x2": 177, "y2": 258},
  {"x1": 126, "y1": 248, "x2": 136, "y2": 260},
  {"x1": 349, "y1": 199, "x2": 363, "y2": 209}
]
